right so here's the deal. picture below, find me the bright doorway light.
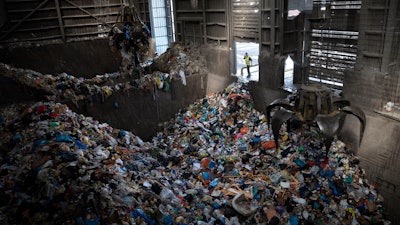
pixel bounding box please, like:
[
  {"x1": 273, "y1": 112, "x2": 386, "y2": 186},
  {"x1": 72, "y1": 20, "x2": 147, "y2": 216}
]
[
  {"x1": 284, "y1": 56, "x2": 294, "y2": 88},
  {"x1": 150, "y1": 0, "x2": 174, "y2": 54},
  {"x1": 235, "y1": 42, "x2": 259, "y2": 82}
]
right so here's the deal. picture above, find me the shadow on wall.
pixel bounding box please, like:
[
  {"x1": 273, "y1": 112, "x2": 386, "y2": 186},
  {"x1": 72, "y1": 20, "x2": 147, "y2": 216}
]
[
  {"x1": 67, "y1": 74, "x2": 208, "y2": 141},
  {"x1": 0, "y1": 75, "x2": 47, "y2": 106},
  {"x1": 0, "y1": 39, "x2": 121, "y2": 78},
  {"x1": 354, "y1": 113, "x2": 400, "y2": 224}
]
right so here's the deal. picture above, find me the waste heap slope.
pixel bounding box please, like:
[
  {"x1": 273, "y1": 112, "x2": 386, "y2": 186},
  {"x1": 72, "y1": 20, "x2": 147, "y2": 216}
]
[{"x1": 0, "y1": 82, "x2": 392, "y2": 225}]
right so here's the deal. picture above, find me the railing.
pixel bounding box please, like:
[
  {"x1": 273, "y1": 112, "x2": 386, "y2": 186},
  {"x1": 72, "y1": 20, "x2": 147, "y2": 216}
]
[{"x1": 240, "y1": 64, "x2": 258, "y2": 76}]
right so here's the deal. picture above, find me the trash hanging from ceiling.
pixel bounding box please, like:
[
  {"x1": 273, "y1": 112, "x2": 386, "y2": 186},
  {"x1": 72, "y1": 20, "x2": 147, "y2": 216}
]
[{"x1": 108, "y1": 5, "x2": 153, "y2": 78}]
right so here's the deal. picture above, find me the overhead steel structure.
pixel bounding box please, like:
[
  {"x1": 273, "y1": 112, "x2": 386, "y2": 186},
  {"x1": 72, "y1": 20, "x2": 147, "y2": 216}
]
[{"x1": 0, "y1": 0, "x2": 124, "y2": 44}]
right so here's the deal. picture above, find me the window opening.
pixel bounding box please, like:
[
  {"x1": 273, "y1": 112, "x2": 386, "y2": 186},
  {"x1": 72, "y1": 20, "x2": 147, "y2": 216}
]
[
  {"x1": 149, "y1": 0, "x2": 174, "y2": 54},
  {"x1": 287, "y1": 0, "x2": 313, "y2": 19},
  {"x1": 284, "y1": 56, "x2": 294, "y2": 89}
]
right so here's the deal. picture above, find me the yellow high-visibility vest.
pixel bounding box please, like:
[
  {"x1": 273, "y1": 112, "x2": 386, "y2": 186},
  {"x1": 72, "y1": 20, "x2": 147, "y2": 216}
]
[{"x1": 244, "y1": 55, "x2": 252, "y2": 66}]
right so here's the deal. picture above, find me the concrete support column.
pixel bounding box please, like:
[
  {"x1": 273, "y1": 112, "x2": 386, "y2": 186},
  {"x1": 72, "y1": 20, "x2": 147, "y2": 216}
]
[
  {"x1": 203, "y1": 45, "x2": 236, "y2": 93},
  {"x1": 258, "y1": 52, "x2": 285, "y2": 89}
]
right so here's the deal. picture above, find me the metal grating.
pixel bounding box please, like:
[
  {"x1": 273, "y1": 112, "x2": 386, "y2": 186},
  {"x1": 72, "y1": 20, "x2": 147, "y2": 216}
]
[
  {"x1": 307, "y1": 0, "x2": 361, "y2": 89},
  {"x1": 331, "y1": 1, "x2": 361, "y2": 9}
]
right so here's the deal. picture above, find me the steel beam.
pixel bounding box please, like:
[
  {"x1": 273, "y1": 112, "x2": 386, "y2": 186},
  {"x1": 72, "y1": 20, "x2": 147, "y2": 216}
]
[
  {"x1": 202, "y1": 0, "x2": 207, "y2": 44},
  {"x1": 271, "y1": 0, "x2": 275, "y2": 56},
  {"x1": 54, "y1": 0, "x2": 66, "y2": 42},
  {"x1": 381, "y1": 0, "x2": 398, "y2": 73},
  {"x1": 65, "y1": 0, "x2": 109, "y2": 27},
  {"x1": 0, "y1": 0, "x2": 49, "y2": 40}
]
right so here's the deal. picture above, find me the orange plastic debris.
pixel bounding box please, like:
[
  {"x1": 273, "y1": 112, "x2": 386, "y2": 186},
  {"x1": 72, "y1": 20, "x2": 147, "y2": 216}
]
[
  {"x1": 240, "y1": 127, "x2": 249, "y2": 134},
  {"x1": 262, "y1": 140, "x2": 276, "y2": 149},
  {"x1": 200, "y1": 157, "x2": 210, "y2": 168}
]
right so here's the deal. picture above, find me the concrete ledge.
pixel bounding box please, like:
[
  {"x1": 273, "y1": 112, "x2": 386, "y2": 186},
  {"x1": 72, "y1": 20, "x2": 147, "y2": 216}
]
[
  {"x1": 207, "y1": 73, "x2": 237, "y2": 94},
  {"x1": 67, "y1": 74, "x2": 208, "y2": 140},
  {"x1": 0, "y1": 39, "x2": 121, "y2": 77}
]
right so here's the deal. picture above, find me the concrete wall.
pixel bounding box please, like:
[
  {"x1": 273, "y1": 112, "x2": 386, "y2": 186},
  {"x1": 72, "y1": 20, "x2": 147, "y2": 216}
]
[
  {"x1": 341, "y1": 2, "x2": 400, "y2": 221},
  {"x1": 258, "y1": 52, "x2": 285, "y2": 89},
  {"x1": 67, "y1": 74, "x2": 208, "y2": 141},
  {"x1": 0, "y1": 39, "x2": 121, "y2": 78},
  {"x1": 0, "y1": 76, "x2": 45, "y2": 106},
  {"x1": 202, "y1": 45, "x2": 237, "y2": 94},
  {"x1": 0, "y1": 41, "x2": 234, "y2": 141},
  {"x1": 356, "y1": 113, "x2": 400, "y2": 224},
  {"x1": 0, "y1": 40, "x2": 210, "y2": 141},
  {"x1": 342, "y1": 68, "x2": 400, "y2": 224},
  {"x1": 339, "y1": 110, "x2": 400, "y2": 224},
  {"x1": 56, "y1": 42, "x2": 239, "y2": 141},
  {"x1": 343, "y1": 69, "x2": 389, "y2": 110}
]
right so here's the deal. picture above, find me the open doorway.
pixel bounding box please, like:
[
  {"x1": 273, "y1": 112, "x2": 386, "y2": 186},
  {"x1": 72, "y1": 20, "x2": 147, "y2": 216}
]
[
  {"x1": 284, "y1": 56, "x2": 294, "y2": 90},
  {"x1": 235, "y1": 42, "x2": 259, "y2": 82}
]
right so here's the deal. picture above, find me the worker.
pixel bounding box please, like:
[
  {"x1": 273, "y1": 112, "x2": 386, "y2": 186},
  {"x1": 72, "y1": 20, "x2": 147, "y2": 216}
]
[{"x1": 244, "y1": 52, "x2": 252, "y2": 78}]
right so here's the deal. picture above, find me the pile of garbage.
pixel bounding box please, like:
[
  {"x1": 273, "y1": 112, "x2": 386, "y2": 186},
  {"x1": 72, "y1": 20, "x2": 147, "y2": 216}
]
[
  {"x1": 143, "y1": 42, "x2": 208, "y2": 76},
  {"x1": 0, "y1": 82, "x2": 391, "y2": 224},
  {"x1": 0, "y1": 42, "x2": 208, "y2": 106},
  {"x1": 107, "y1": 5, "x2": 153, "y2": 77}
]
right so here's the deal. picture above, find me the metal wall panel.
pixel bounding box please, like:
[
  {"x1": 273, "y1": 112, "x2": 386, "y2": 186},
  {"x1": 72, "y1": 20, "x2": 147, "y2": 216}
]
[
  {"x1": 307, "y1": 0, "x2": 361, "y2": 89},
  {"x1": 173, "y1": 0, "x2": 228, "y2": 46},
  {"x1": 232, "y1": 0, "x2": 259, "y2": 40},
  {"x1": 132, "y1": 0, "x2": 151, "y2": 24},
  {"x1": 0, "y1": 0, "x2": 123, "y2": 44},
  {"x1": 173, "y1": 0, "x2": 204, "y2": 44},
  {"x1": 204, "y1": 0, "x2": 227, "y2": 44},
  {"x1": 355, "y1": 0, "x2": 400, "y2": 105},
  {"x1": 260, "y1": 0, "x2": 284, "y2": 56}
]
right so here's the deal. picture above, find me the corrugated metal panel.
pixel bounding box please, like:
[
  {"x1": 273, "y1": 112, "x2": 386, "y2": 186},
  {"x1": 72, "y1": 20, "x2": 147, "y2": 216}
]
[{"x1": 232, "y1": 0, "x2": 259, "y2": 39}]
